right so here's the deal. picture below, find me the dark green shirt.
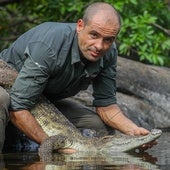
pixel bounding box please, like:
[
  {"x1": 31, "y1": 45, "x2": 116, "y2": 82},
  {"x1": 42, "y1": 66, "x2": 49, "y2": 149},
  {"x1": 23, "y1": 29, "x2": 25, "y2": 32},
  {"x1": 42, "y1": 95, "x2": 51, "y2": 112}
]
[{"x1": 0, "y1": 22, "x2": 117, "y2": 111}]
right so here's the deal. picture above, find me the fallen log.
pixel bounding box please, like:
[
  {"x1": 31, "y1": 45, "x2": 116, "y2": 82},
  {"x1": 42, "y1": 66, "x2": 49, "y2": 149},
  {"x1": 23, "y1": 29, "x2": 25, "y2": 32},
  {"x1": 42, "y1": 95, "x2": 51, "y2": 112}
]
[
  {"x1": 72, "y1": 57, "x2": 170, "y2": 129},
  {"x1": 116, "y1": 57, "x2": 170, "y2": 129}
]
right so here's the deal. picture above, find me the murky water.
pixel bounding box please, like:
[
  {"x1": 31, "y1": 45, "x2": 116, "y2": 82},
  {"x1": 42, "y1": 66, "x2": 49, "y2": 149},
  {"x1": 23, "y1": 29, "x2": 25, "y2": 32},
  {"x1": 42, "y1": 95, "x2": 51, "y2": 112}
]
[{"x1": 0, "y1": 132, "x2": 169, "y2": 170}]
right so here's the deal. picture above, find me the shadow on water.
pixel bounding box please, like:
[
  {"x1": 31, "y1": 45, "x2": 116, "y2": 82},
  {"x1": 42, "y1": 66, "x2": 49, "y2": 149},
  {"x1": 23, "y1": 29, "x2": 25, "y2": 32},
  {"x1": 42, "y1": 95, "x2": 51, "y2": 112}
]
[{"x1": 0, "y1": 132, "x2": 170, "y2": 170}]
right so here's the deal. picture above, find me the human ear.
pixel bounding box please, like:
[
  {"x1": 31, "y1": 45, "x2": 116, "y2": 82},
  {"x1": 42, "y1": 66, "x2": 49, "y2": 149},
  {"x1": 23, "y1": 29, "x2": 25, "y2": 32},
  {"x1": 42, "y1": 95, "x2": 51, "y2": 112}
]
[{"x1": 76, "y1": 19, "x2": 84, "y2": 33}]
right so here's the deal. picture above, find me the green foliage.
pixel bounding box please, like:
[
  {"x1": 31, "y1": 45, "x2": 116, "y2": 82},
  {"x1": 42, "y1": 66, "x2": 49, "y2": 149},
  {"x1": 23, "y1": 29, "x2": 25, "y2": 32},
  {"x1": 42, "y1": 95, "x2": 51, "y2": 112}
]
[
  {"x1": 0, "y1": 0, "x2": 41, "y2": 49},
  {"x1": 112, "y1": 0, "x2": 170, "y2": 66},
  {"x1": 37, "y1": 0, "x2": 87, "y2": 22},
  {"x1": 0, "y1": 0, "x2": 170, "y2": 66}
]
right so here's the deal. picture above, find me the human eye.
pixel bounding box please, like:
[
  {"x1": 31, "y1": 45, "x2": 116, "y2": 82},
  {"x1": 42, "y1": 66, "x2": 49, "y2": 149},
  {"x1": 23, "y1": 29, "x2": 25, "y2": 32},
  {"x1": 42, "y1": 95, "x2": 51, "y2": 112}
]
[
  {"x1": 89, "y1": 32, "x2": 98, "y2": 39},
  {"x1": 104, "y1": 37, "x2": 115, "y2": 44}
]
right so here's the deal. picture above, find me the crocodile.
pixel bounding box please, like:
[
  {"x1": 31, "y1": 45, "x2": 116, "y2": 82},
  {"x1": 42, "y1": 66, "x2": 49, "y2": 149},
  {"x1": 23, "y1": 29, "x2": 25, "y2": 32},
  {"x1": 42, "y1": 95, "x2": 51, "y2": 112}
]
[{"x1": 0, "y1": 59, "x2": 162, "y2": 156}]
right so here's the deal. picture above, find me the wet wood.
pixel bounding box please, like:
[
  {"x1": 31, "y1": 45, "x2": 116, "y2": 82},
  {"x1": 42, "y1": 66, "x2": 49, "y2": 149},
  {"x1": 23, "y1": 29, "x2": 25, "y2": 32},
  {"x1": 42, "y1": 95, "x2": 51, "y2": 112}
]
[
  {"x1": 116, "y1": 57, "x2": 170, "y2": 129},
  {"x1": 72, "y1": 57, "x2": 170, "y2": 129}
]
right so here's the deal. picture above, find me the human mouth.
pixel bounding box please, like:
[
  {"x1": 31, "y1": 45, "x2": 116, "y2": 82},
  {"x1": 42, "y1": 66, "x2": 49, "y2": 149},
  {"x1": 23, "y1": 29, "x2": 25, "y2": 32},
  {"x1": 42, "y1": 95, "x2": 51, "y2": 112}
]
[{"x1": 90, "y1": 50, "x2": 100, "y2": 58}]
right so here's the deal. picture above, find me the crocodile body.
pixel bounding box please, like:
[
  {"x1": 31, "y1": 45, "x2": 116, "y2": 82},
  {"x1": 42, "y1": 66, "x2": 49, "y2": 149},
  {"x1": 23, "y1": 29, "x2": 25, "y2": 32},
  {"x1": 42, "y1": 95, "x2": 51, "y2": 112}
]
[{"x1": 0, "y1": 59, "x2": 162, "y2": 156}]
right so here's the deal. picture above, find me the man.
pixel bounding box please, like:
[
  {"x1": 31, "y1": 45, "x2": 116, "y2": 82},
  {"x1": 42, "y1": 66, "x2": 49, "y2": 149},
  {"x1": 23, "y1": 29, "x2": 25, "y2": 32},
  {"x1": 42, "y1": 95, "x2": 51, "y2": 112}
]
[{"x1": 0, "y1": 2, "x2": 155, "y2": 153}]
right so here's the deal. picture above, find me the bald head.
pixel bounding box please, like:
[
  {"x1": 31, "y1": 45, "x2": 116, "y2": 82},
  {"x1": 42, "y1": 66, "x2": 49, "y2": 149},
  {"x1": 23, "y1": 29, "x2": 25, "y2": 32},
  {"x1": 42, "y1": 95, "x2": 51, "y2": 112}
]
[{"x1": 82, "y1": 2, "x2": 121, "y2": 30}]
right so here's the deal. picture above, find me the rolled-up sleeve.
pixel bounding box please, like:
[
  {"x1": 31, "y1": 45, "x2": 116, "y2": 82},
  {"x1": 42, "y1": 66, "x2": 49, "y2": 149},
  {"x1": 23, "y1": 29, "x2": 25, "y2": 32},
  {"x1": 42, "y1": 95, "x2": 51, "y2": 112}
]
[{"x1": 9, "y1": 42, "x2": 55, "y2": 111}]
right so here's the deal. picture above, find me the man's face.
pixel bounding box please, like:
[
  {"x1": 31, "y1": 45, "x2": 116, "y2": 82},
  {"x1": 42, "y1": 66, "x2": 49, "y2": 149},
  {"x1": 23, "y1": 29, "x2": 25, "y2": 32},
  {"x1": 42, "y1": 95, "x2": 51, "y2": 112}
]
[{"x1": 76, "y1": 16, "x2": 119, "y2": 62}]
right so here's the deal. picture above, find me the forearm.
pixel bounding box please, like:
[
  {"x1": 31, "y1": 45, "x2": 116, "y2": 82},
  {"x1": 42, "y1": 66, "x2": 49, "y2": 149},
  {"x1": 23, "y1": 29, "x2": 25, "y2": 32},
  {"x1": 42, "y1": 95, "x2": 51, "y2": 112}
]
[
  {"x1": 10, "y1": 110, "x2": 48, "y2": 144},
  {"x1": 96, "y1": 104, "x2": 149, "y2": 135}
]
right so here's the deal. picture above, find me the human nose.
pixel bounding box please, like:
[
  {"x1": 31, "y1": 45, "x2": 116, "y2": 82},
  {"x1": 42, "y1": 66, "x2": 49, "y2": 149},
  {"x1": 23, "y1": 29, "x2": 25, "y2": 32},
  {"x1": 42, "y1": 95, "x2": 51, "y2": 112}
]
[{"x1": 94, "y1": 39, "x2": 103, "y2": 51}]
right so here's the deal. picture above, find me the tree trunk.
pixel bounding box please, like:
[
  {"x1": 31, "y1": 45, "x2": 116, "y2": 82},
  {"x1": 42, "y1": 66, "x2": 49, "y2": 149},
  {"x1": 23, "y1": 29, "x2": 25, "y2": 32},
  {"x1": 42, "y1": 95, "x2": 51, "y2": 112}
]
[{"x1": 116, "y1": 57, "x2": 170, "y2": 129}]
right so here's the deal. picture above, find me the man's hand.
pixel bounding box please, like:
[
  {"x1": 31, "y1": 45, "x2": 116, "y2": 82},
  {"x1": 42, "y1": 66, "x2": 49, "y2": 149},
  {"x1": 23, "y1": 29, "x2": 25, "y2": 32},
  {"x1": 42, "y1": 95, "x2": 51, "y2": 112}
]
[
  {"x1": 127, "y1": 127, "x2": 150, "y2": 136},
  {"x1": 96, "y1": 104, "x2": 158, "y2": 151},
  {"x1": 57, "y1": 148, "x2": 77, "y2": 154},
  {"x1": 10, "y1": 110, "x2": 48, "y2": 144},
  {"x1": 127, "y1": 127, "x2": 158, "y2": 151}
]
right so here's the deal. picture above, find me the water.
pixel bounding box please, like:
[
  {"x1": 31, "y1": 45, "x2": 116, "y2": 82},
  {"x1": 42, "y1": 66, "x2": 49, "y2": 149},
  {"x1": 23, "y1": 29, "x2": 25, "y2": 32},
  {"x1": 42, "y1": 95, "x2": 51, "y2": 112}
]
[
  {"x1": 148, "y1": 132, "x2": 170, "y2": 170},
  {"x1": 0, "y1": 132, "x2": 170, "y2": 170}
]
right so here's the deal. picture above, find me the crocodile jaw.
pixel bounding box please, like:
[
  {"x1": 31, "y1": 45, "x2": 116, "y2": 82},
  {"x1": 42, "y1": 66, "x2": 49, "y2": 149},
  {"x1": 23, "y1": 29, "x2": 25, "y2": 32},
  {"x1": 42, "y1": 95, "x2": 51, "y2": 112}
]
[{"x1": 98, "y1": 129, "x2": 162, "y2": 153}]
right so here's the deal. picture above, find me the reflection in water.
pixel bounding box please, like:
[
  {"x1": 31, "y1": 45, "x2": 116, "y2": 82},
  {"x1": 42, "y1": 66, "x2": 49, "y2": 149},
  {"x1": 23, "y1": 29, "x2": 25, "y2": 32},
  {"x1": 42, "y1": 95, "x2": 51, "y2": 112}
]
[
  {"x1": 1, "y1": 151, "x2": 159, "y2": 170},
  {"x1": 1, "y1": 132, "x2": 170, "y2": 170}
]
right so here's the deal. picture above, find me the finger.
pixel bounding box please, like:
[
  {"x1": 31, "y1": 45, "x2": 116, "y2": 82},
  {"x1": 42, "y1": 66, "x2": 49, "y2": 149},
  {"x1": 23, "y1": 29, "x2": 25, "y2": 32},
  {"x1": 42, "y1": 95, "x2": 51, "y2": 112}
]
[
  {"x1": 138, "y1": 127, "x2": 150, "y2": 135},
  {"x1": 57, "y1": 148, "x2": 77, "y2": 154}
]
